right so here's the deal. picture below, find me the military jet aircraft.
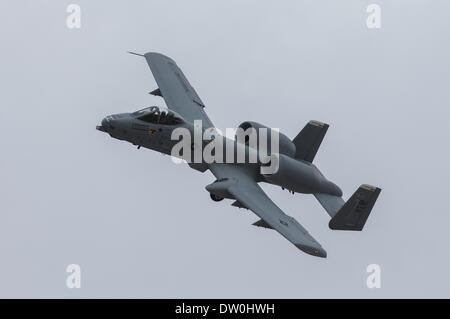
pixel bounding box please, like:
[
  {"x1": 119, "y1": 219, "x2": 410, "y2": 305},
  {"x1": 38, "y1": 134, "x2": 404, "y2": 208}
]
[{"x1": 97, "y1": 52, "x2": 381, "y2": 258}]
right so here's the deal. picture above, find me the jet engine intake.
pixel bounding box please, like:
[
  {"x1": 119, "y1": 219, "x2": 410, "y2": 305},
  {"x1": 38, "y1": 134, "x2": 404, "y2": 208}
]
[{"x1": 236, "y1": 121, "x2": 296, "y2": 158}]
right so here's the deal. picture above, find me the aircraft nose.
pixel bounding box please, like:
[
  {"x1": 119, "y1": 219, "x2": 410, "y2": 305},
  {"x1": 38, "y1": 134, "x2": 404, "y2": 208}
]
[
  {"x1": 97, "y1": 113, "x2": 130, "y2": 134},
  {"x1": 99, "y1": 116, "x2": 115, "y2": 131},
  {"x1": 102, "y1": 117, "x2": 110, "y2": 127}
]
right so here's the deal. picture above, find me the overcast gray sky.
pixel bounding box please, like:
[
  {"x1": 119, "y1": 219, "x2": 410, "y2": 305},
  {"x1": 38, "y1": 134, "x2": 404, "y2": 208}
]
[{"x1": 1, "y1": 0, "x2": 449, "y2": 298}]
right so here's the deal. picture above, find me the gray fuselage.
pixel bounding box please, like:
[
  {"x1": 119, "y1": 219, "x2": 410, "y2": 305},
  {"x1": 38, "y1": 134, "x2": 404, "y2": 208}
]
[{"x1": 97, "y1": 109, "x2": 342, "y2": 197}]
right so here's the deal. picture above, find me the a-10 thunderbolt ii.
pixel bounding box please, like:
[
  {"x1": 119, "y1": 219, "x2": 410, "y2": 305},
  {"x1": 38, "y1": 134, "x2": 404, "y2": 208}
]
[{"x1": 97, "y1": 52, "x2": 381, "y2": 258}]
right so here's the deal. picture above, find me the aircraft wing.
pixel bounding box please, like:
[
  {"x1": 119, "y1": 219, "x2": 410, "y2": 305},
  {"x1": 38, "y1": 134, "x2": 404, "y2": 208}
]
[
  {"x1": 208, "y1": 164, "x2": 327, "y2": 257},
  {"x1": 143, "y1": 52, "x2": 214, "y2": 127}
]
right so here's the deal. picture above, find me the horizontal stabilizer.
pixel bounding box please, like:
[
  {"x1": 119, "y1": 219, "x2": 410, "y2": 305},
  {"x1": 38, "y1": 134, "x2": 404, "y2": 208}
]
[
  {"x1": 328, "y1": 185, "x2": 381, "y2": 231},
  {"x1": 252, "y1": 219, "x2": 273, "y2": 229},
  {"x1": 314, "y1": 193, "x2": 345, "y2": 218},
  {"x1": 292, "y1": 120, "x2": 329, "y2": 163}
]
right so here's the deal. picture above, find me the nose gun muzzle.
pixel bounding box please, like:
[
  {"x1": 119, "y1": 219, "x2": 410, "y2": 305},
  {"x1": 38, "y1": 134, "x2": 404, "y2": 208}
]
[{"x1": 97, "y1": 117, "x2": 115, "y2": 132}]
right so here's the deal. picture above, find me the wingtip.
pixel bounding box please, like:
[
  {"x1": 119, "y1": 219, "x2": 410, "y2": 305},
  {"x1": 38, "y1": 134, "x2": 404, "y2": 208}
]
[
  {"x1": 295, "y1": 244, "x2": 327, "y2": 258},
  {"x1": 143, "y1": 52, "x2": 177, "y2": 63}
]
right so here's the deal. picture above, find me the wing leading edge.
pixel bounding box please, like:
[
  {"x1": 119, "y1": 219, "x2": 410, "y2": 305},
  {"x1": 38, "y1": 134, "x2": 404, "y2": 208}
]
[
  {"x1": 143, "y1": 52, "x2": 213, "y2": 127},
  {"x1": 208, "y1": 164, "x2": 327, "y2": 258}
]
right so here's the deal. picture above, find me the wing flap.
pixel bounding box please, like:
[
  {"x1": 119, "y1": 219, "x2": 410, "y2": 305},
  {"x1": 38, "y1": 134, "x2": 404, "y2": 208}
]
[
  {"x1": 208, "y1": 163, "x2": 326, "y2": 257},
  {"x1": 143, "y1": 52, "x2": 213, "y2": 126}
]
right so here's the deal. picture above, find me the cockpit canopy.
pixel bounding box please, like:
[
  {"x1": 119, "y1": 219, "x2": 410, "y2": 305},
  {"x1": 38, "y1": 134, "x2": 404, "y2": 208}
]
[{"x1": 132, "y1": 106, "x2": 184, "y2": 125}]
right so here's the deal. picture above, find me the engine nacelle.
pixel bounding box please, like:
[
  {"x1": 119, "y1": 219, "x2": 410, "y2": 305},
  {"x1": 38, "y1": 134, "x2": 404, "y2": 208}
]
[
  {"x1": 236, "y1": 121, "x2": 296, "y2": 157},
  {"x1": 262, "y1": 153, "x2": 342, "y2": 196}
]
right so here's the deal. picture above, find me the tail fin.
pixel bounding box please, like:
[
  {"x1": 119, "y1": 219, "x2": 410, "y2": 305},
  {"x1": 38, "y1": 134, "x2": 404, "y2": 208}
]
[
  {"x1": 292, "y1": 120, "x2": 329, "y2": 163},
  {"x1": 314, "y1": 185, "x2": 381, "y2": 231}
]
